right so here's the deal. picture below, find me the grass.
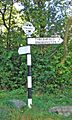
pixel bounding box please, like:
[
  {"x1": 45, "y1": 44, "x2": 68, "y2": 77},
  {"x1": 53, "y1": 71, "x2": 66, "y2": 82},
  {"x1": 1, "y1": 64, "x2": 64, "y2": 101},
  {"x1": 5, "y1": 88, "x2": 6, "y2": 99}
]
[{"x1": 0, "y1": 87, "x2": 72, "y2": 120}]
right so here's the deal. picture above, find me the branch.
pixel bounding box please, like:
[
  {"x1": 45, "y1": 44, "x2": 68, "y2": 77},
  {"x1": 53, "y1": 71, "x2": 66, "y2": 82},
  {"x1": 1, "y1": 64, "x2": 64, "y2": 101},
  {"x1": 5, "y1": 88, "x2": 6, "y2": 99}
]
[
  {"x1": 0, "y1": 5, "x2": 9, "y2": 30},
  {"x1": 0, "y1": 4, "x2": 6, "y2": 14},
  {"x1": 61, "y1": 17, "x2": 72, "y2": 64},
  {"x1": 0, "y1": 9, "x2": 2, "y2": 14},
  {"x1": 2, "y1": 13, "x2": 9, "y2": 30},
  {"x1": 48, "y1": 45, "x2": 61, "y2": 59},
  {"x1": 8, "y1": 3, "x2": 13, "y2": 31}
]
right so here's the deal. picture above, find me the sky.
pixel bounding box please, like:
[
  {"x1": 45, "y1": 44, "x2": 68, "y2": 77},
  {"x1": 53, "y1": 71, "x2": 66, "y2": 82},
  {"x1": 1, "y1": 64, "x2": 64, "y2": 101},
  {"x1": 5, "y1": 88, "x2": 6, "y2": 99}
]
[{"x1": 13, "y1": 0, "x2": 72, "y2": 17}]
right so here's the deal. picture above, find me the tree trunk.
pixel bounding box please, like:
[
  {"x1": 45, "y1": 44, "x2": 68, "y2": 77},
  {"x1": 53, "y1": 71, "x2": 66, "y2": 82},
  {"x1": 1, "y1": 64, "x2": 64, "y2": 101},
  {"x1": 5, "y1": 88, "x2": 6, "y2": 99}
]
[{"x1": 61, "y1": 17, "x2": 72, "y2": 64}]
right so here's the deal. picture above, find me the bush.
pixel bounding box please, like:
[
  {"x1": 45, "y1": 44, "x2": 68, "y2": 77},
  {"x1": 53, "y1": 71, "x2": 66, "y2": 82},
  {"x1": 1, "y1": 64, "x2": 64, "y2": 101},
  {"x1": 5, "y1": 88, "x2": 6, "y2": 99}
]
[{"x1": 0, "y1": 45, "x2": 72, "y2": 93}]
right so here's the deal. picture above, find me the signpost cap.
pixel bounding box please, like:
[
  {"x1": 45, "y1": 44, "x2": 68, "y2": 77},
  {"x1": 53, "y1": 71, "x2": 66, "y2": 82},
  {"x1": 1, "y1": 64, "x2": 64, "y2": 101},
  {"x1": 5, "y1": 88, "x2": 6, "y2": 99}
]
[{"x1": 22, "y1": 22, "x2": 35, "y2": 37}]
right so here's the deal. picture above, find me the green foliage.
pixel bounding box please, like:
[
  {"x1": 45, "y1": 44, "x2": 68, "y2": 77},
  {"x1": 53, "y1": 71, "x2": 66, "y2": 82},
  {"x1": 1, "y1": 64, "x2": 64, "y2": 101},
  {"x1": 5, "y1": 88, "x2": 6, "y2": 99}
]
[
  {"x1": 31, "y1": 45, "x2": 72, "y2": 93},
  {"x1": 0, "y1": 48, "x2": 27, "y2": 90}
]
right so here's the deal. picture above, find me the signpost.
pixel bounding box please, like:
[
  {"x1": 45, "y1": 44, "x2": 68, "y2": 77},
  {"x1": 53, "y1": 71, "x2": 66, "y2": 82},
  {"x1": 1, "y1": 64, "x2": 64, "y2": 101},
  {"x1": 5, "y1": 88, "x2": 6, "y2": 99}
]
[
  {"x1": 18, "y1": 46, "x2": 30, "y2": 55},
  {"x1": 27, "y1": 37, "x2": 63, "y2": 45},
  {"x1": 22, "y1": 22, "x2": 35, "y2": 108},
  {"x1": 18, "y1": 21, "x2": 63, "y2": 108}
]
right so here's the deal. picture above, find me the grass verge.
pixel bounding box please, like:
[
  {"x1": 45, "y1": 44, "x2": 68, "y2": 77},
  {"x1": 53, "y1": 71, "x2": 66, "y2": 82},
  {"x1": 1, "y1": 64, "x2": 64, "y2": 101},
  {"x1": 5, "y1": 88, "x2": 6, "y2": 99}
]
[{"x1": 0, "y1": 87, "x2": 72, "y2": 120}]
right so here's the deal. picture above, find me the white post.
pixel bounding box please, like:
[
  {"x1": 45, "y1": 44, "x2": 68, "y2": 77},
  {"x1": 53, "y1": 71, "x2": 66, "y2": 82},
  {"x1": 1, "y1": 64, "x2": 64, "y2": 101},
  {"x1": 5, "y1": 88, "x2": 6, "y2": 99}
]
[{"x1": 27, "y1": 49, "x2": 32, "y2": 108}]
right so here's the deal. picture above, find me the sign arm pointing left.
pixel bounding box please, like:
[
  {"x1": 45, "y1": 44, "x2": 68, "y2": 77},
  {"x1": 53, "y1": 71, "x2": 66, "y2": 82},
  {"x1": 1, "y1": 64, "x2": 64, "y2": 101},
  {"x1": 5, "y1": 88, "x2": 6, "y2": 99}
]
[{"x1": 18, "y1": 46, "x2": 30, "y2": 55}]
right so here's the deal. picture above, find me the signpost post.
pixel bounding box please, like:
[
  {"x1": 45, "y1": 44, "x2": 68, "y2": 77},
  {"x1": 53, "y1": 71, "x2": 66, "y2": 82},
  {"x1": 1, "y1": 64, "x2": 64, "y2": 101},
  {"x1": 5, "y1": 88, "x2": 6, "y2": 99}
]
[
  {"x1": 18, "y1": 22, "x2": 63, "y2": 108},
  {"x1": 22, "y1": 22, "x2": 35, "y2": 108}
]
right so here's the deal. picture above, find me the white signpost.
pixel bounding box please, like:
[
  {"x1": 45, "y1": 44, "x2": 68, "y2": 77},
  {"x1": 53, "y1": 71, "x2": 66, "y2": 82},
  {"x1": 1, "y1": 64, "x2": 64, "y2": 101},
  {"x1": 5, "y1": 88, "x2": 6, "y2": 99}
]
[
  {"x1": 22, "y1": 22, "x2": 35, "y2": 37},
  {"x1": 27, "y1": 37, "x2": 63, "y2": 45},
  {"x1": 18, "y1": 46, "x2": 30, "y2": 55},
  {"x1": 18, "y1": 21, "x2": 64, "y2": 109}
]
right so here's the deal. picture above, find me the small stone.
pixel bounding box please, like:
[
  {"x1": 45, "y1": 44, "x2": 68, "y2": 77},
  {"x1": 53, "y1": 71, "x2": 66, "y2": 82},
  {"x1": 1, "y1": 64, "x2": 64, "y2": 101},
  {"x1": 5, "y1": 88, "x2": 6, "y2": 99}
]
[
  {"x1": 8, "y1": 99, "x2": 26, "y2": 109},
  {"x1": 63, "y1": 112, "x2": 71, "y2": 117},
  {"x1": 49, "y1": 106, "x2": 72, "y2": 117}
]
